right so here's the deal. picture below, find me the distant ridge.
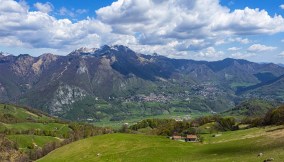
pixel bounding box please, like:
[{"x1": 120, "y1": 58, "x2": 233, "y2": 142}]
[{"x1": 0, "y1": 45, "x2": 284, "y2": 121}]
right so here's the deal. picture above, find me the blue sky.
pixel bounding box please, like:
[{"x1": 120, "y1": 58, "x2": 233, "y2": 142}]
[
  {"x1": 23, "y1": 0, "x2": 115, "y2": 20},
  {"x1": 1, "y1": 0, "x2": 284, "y2": 63},
  {"x1": 221, "y1": 0, "x2": 284, "y2": 14}
]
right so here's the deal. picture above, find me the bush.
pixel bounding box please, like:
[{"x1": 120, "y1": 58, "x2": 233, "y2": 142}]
[
  {"x1": 215, "y1": 117, "x2": 239, "y2": 131},
  {"x1": 264, "y1": 106, "x2": 284, "y2": 125}
]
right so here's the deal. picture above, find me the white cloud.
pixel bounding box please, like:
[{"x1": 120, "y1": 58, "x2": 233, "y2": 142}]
[
  {"x1": 247, "y1": 44, "x2": 277, "y2": 53},
  {"x1": 281, "y1": 39, "x2": 284, "y2": 43},
  {"x1": 0, "y1": 0, "x2": 284, "y2": 60},
  {"x1": 215, "y1": 7, "x2": 284, "y2": 35},
  {"x1": 197, "y1": 47, "x2": 224, "y2": 58},
  {"x1": 59, "y1": 7, "x2": 89, "y2": 18},
  {"x1": 229, "y1": 37, "x2": 250, "y2": 44},
  {"x1": 0, "y1": 0, "x2": 117, "y2": 51},
  {"x1": 59, "y1": 7, "x2": 75, "y2": 17},
  {"x1": 280, "y1": 4, "x2": 284, "y2": 9},
  {"x1": 96, "y1": 0, "x2": 284, "y2": 56},
  {"x1": 231, "y1": 52, "x2": 255, "y2": 59},
  {"x1": 279, "y1": 51, "x2": 284, "y2": 57},
  {"x1": 76, "y1": 9, "x2": 88, "y2": 14},
  {"x1": 34, "y1": 2, "x2": 53, "y2": 13},
  {"x1": 228, "y1": 47, "x2": 241, "y2": 51}
]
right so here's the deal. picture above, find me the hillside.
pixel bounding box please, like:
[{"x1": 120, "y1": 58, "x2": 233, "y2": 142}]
[
  {"x1": 0, "y1": 103, "x2": 63, "y2": 161},
  {"x1": 223, "y1": 99, "x2": 277, "y2": 117},
  {"x1": 239, "y1": 75, "x2": 284, "y2": 101},
  {"x1": 0, "y1": 103, "x2": 111, "y2": 161},
  {"x1": 0, "y1": 45, "x2": 284, "y2": 121},
  {"x1": 38, "y1": 126, "x2": 284, "y2": 162}
]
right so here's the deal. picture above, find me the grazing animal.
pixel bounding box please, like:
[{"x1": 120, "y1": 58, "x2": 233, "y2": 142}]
[
  {"x1": 263, "y1": 158, "x2": 274, "y2": 162},
  {"x1": 257, "y1": 153, "x2": 263, "y2": 157},
  {"x1": 97, "y1": 153, "x2": 101, "y2": 156}
]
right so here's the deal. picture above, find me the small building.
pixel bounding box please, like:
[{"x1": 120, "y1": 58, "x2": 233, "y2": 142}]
[
  {"x1": 172, "y1": 135, "x2": 182, "y2": 140},
  {"x1": 87, "y1": 118, "x2": 94, "y2": 122},
  {"x1": 185, "y1": 134, "x2": 198, "y2": 142}
]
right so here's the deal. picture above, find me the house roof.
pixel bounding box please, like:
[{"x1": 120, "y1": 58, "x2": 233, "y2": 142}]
[
  {"x1": 172, "y1": 136, "x2": 182, "y2": 139},
  {"x1": 186, "y1": 135, "x2": 197, "y2": 139}
]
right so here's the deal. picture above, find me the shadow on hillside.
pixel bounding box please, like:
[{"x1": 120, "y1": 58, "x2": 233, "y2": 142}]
[
  {"x1": 265, "y1": 126, "x2": 284, "y2": 132},
  {"x1": 200, "y1": 138, "x2": 284, "y2": 156}
]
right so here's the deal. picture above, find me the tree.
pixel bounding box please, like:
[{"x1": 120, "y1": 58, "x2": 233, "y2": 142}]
[
  {"x1": 215, "y1": 117, "x2": 238, "y2": 131},
  {"x1": 264, "y1": 106, "x2": 284, "y2": 125},
  {"x1": 120, "y1": 124, "x2": 129, "y2": 133}
]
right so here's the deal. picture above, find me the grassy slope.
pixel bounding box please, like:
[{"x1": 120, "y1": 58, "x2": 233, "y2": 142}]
[
  {"x1": 0, "y1": 104, "x2": 51, "y2": 121},
  {"x1": 0, "y1": 104, "x2": 70, "y2": 151},
  {"x1": 38, "y1": 126, "x2": 284, "y2": 162},
  {"x1": 7, "y1": 135, "x2": 61, "y2": 150},
  {"x1": 0, "y1": 104, "x2": 71, "y2": 137},
  {"x1": 1, "y1": 122, "x2": 70, "y2": 133}
]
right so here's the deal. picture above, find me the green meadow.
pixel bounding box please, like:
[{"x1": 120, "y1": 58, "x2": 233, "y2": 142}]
[
  {"x1": 0, "y1": 104, "x2": 51, "y2": 122},
  {"x1": 38, "y1": 125, "x2": 284, "y2": 162},
  {"x1": 8, "y1": 135, "x2": 61, "y2": 150},
  {"x1": 1, "y1": 122, "x2": 70, "y2": 133}
]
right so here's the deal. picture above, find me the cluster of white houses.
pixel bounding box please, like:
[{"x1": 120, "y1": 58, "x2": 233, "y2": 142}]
[{"x1": 171, "y1": 134, "x2": 198, "y2": 142}]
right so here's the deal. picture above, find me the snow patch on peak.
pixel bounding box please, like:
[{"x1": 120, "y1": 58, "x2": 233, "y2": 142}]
[
  {"x1": 0, "y1": 51, "x2": 12, "y2": 56},
  {"x1": 69, "y1": 45, "x2": 136, "y2": 57},
  {"x1": 110, "y1": 45, "x2": 130, "y2": 51},
  {"x1": 78, "y1": 47, "x2": 98, "y2": 53},
  {"x1": 69, "y1": 47, "x2": 98, "y2": 56},
  {"x1": 100, "y1": 45, "x2": 130, "y2": 52}
]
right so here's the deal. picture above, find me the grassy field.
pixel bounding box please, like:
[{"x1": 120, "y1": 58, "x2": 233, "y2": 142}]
[
  {"x1": 0, "y1": 122, "x2": 71, "y2": 136},
  {"x1": 0, "y1": 104, "x2": 51, "y2": 122},
  {"x1": 0, "y1": 104, "x2": 71, "y2": 138},
  {"x1": 1, "y1": 122, "x2": 69, "y2": 132},
  {"x1": 38, "y1": 125, "x2": 284, "y2": 162},
  {"x1": 8, "y1": 135, "x2": 61, "y2": 150}
]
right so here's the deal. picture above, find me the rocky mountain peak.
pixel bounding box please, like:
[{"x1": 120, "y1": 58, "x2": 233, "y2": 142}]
[
  {"x1": 39, "y1": 53, "x2": 58, "y2": 61},
  {"x1": 67, "y1": 45, "x2": 136, "y2": 58},
  {"x1": 1, "y1": 45, "x2": 284, "y2": 120},
  {"x1": 17, "y1": 54, "x2": 31, "y2": 57},
  {"x1": 100, "y1": 45, "x2": 129, "y2": 51},
  {"x1": 69, "y1": 47, "x2": 98, "y2": 56},
  {"x1": 91, "y1": 45, "x2": 136, "y2": 57},
  {"x1": 0, "y1": 52, "x2": 11, "y2": 57},
  {"x1": 111, "y1": 45, "x2": 131, "y2": 51}
]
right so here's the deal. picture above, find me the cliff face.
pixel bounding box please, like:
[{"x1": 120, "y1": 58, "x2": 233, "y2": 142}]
[{"x1": 49, "y1": 84, "x2": 88, "y2": 116}]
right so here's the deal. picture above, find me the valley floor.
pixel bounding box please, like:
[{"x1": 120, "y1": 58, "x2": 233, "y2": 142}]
[{"x1": 38, "y1": 125, "x2": 284, "y2": 162}]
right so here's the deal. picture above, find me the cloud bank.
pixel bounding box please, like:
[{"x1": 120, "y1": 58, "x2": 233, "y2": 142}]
[
  {"x1": 34, "y1": 2, "x2": 53, "y2": 13},
  {"x1": 247, "y1": 44, "x2": 277, "y2": 53},
  {"x1": 0, "y1": 0, "x2": 284, "y2": 59}
]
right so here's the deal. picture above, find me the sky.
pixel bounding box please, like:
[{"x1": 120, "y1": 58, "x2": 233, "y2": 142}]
[{"x1": 0, "y1": 0, "x2": 284, "y2": 63}]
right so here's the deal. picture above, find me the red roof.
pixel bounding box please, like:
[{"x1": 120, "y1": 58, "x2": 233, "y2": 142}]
[
  {"x1": 186, "y1": 135, "x2": 197, "y2": 139},
  {"x1": 172, "y1": 136, "x2": 182, "y2": 139}
]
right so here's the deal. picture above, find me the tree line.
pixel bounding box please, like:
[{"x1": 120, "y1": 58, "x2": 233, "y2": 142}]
[
  {"x1": 128, "y1": 105, "x2": 284, "y2": 139},
  {"x1": 27, "y1": 123, "x2": 113, "y2": 161},
  {"x1": 0, "y1": 123, "x2": 113, "y2": 162},
  {"x1": 241, "y1": 105, "x2": 284, "y2": 127},
  {"x1": 127, "y1": 115, "x2": 239, "y2": 137}
]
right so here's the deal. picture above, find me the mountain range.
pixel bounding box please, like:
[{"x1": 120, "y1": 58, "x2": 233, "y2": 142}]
[{"x1": 0, "y1": 45, "x2": 284, "y2": 121}]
